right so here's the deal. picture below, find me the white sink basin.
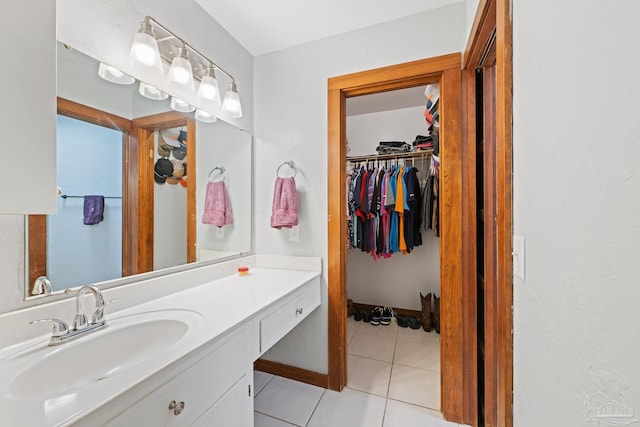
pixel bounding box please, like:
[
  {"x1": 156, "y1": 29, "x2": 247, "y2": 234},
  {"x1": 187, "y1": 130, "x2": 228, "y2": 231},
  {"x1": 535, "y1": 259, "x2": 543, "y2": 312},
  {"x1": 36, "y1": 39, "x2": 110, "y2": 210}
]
[{"x1": 8, "y1": 309, "x2": 204, "y2": 399}]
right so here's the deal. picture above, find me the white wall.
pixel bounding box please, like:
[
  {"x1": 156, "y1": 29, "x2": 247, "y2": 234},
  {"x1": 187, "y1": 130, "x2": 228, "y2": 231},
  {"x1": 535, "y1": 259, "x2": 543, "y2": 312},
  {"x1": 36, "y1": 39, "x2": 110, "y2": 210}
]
[
  {"x1": 465, "y1": 0, "x2": 480, "y2": 44},
  {"x1": 346, "y1": 106, "x2": 440, "y2": 311},
  {"x1": 254, "y1": 4, "x2": 466, "y2": 373},
  {"x1": 513, "y1": 1, "x2": 640, "y2": 425}
]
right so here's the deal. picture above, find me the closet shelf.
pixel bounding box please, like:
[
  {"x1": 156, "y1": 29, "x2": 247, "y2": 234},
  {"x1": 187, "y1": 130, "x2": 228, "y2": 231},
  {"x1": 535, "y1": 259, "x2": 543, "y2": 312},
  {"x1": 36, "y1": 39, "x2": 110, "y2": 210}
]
[{"x1": 346, "y1": 149, "x2": 433, "y2": 163}]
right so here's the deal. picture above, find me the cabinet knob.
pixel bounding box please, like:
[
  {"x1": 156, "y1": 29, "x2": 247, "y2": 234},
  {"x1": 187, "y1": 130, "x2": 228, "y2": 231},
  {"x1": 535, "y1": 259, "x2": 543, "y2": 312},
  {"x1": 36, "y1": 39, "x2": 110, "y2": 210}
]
[
  {"x1": 296, "y1": 307, "x2": 303, "y2": 315},
  {"x1": 168, "y1": 400, "x2": 185, "y2": 416}
]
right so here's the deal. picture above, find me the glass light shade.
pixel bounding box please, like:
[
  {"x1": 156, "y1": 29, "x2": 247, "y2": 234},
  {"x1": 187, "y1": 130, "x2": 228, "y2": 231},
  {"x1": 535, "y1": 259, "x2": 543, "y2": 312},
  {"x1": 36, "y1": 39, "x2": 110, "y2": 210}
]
[
  {"x1": 138, "y1": 82, "x2": 168, "y2": 100},
  {"x1": 197, "y1": 75, "x2": 221, "y2": 106},
  {"x1": 98, "y1": 63, "x2": 135, "y2": 85},
  {"x1": 170, "y1": 97, "x2": 195, "y2": 113},
  {"x1": 221, "y1": 84, "x2": 243, "y2": 118},
  {"x1": 167, "y1": 56, "x2": 195, "y2": 92},
  {"x1": 195, "y1": 109, "x2": 218, "y2": 123},
  {"x1": 129, "y1": 31, "x2": 163, "y2": 77}
]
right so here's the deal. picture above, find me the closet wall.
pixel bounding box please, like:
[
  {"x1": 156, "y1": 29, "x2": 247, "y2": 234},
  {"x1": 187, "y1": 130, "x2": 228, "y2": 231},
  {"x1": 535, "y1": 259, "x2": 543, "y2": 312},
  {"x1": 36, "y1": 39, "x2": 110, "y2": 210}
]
[{"x1": 346, "y1": 104, "x2": 440, "y2": 311}]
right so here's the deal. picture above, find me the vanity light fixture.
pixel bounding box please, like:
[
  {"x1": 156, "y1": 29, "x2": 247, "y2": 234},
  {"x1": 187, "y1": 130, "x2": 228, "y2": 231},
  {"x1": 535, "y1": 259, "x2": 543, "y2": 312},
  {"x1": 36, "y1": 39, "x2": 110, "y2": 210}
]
[
  {"x1": 129, "y1": 19, "x2": 163, "y2": 78},
  {"x1": 170, "y1": 96, "x2": 195, "y2": 113},
  {"x1": 197, "y1": 66, "x2": 221, "y2": 106},
  {"x1": 129, "y1": 16, "x2": 243, "y2": 118},
  {"x1": 139, "y1": 82, "x2": 169, "y2": 100},
  {"x1": 98, "y1": 63, "x2": 135, "y2": 85},
  {"x1": 221, "y1": 82, "x2": 243, "y2": 119},
  {"x1": 167, "y1": 45, "x2": 195, "y2": 92},
  {"x1": 195, "y1": 109, "x2": 218, "y2": 123}
]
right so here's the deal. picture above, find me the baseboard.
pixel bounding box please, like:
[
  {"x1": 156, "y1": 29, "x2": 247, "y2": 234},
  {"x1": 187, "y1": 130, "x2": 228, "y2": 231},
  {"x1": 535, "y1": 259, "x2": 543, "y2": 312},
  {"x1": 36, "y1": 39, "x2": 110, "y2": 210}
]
[
  {"x1": 254, "y1": 359, "x2": 329, "y2": 389},
  {"x1": 352, "y1": 302, "x2": 422, "y2": 318}
]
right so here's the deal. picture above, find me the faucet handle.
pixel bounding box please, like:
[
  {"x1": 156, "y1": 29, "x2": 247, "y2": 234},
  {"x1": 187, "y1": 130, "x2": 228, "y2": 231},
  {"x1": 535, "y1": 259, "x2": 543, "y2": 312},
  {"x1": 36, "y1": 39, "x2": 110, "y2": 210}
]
[
  {"x1": 30, "y1": 318, "x2": 69, "y2": 337},
  {"x1": 91, "y1": 298, "x2": 119, "y2": 324}
]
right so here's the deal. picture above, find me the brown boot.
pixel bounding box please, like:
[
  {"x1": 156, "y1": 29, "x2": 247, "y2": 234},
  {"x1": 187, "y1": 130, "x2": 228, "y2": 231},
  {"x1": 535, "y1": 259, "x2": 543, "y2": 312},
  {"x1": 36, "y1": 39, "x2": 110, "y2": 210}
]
[
  {"x1": 420, "y1": 292, "x2": 432, "y2": 332},
  {"x1": 433, "y1": 295, "x2": 440, "y2": 334}
]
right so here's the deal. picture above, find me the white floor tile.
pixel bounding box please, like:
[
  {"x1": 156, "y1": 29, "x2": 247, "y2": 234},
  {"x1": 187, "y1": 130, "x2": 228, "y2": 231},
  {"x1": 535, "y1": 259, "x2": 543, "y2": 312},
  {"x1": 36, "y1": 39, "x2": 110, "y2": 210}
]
[
  {"x1": 356, "y1": 321, "x2": 399, "y2": 339},
  {"x1": 348, "y1": 333, "x2": 396, "y2": 362},
  {"x1": 347, "y1": 354, "x2": 392, "y2": 397},
  {"x1": 307, "y1": 388, "x2": 387, "y2": 427},
  {"x1": 397, "y1": 327, "x2": 441, "y2": 345},
  {"x1": 254, "y1": 376, "x2": 324, "y2": 426},
  {"x1": 255, "y1": 412, "x2": 300, "y2": 427},
  {"x1": 254, "y1": 370, "x2": 275, "y2": 397},
  {"x1": 384, "y1": 399, "x2": 458, "y2": 427},
  {"x1": 394, "y1": 340, "x2": 440, "y2": 372},
  {"x1": 388, "y1": 365, "x2": 441, "y2": 410},
  {"x1": 347, "y1": 317, "x2": 360, "y2": 343}
]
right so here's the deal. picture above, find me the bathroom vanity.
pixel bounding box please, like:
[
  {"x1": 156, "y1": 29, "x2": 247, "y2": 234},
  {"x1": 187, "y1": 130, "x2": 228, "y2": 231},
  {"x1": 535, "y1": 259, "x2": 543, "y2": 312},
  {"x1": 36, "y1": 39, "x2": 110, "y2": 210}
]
[{"x1": 0, "y1": 256, "x2": 321, "y2": 426}]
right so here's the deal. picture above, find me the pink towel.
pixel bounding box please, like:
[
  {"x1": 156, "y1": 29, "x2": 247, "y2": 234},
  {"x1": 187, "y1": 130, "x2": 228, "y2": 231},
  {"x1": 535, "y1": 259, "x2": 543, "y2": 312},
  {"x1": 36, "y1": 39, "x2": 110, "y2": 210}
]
[
  {"x1": 270, "y1": 177, "x2": 298, "y2": 229},
  {"x1": 202, "y1": 181, "x2": 233, "y2": 227}
]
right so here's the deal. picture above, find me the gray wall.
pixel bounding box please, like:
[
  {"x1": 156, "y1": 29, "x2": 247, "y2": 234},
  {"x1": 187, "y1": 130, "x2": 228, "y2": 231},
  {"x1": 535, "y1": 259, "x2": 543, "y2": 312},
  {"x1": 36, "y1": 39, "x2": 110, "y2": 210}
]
[
  {"x1": 254, "y1": 4, "x2": 466, "y2": 373},
  {"x1": 513, "y1": 0, "x2": 640, "y2": 425}
]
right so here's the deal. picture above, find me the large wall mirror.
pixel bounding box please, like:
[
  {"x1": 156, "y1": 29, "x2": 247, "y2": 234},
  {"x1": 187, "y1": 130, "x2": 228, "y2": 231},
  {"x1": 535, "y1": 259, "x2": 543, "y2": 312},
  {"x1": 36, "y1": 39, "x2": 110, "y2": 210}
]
[{"x1": 24, "y1": 43, "x2": 252, "y2": 297}]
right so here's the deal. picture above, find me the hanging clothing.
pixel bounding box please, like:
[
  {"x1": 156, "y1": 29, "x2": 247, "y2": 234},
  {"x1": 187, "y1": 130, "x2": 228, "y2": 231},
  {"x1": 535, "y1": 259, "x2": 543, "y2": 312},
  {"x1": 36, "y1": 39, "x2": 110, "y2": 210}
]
[
  {"x1": 202, "y1": 180, "x2": 233, "y2": 227},
  {"x1": 270, "y1": 176, "x2": 298, "y2": 229}
]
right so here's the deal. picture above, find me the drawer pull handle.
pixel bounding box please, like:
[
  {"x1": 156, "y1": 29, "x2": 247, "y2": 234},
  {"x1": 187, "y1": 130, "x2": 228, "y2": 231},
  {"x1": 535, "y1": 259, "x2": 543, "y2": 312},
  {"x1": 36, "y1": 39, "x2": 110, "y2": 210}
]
[
  {"x1": 168, "y1": 400, "x2": 185, "y2": 416},
  {"x1": 296, "y1": 307, "x2": 303, "y2": 315}
]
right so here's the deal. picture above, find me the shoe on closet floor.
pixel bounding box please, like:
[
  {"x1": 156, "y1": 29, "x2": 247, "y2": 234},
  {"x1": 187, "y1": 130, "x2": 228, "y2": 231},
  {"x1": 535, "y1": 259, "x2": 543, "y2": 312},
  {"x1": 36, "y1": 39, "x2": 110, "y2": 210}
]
[
  {"x1": 354, "y1": 310, "x2": 364, "y2": 321},
  {"x1": 370, "y1": 307, "x2": 383, "y2": 326},
  {"x1": 396, "y1": 315, "x2": 409, "y2": 328},
  {"x1": 407, "y1": 316, "x2": 421, "y2": 330},
  {"x1": 380, "y1": 306, "x2": 393, "y2": 325}
]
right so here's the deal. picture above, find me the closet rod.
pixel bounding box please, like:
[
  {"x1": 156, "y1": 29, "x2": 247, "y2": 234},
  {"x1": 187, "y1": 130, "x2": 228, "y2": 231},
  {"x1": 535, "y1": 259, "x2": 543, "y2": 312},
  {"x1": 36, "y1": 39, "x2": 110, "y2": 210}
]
[{"x1": 346, "y1": 149, "x2": 433, "y2": 163}]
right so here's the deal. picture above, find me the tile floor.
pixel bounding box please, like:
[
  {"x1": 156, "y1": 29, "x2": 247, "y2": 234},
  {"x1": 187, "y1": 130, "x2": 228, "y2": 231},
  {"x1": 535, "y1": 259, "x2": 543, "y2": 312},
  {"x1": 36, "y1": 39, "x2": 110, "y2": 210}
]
[{"x1": 254, "y1": 316, "x2": 467, "y2": 427}]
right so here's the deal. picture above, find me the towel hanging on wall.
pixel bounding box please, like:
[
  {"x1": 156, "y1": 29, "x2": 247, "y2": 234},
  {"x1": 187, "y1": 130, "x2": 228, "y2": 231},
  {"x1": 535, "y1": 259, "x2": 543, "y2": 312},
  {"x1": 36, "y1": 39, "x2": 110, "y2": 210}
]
[
  {"x1": 202, "y1": 180, "x2": 233, "y2": 227},
  {"x1": 270, "y1": 176, "x2": 298, "y2": 229},
  {"x1": 83, "y1": 195, "x2": 105, "y2": 225}
]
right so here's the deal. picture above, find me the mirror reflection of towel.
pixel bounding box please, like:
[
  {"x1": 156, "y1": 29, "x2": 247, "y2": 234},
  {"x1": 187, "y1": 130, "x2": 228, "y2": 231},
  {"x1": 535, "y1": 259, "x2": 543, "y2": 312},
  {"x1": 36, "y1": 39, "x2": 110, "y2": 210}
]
[
  {"x1": 202, "y1": 181, "x2": 234, "y2": 227},
  {"x1": 83, "y1": 195, "x2": 105, "y2": 225}
]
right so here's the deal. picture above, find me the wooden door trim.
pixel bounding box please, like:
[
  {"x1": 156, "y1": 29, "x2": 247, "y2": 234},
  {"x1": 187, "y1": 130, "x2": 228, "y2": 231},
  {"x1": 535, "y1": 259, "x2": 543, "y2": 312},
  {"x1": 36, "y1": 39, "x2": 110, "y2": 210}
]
[
  {"x1": 463, "y1": 0, "x2": 513, "y2": 425},
  {"x1": 131, "y1": 111, "x2": 196, "y2": 274},
  {"x1": 27, "y1": 99, "x2": 133, "y2": 294},
  {"x1": 327, "y1": 54, "x2": 477, "y2": 424}
]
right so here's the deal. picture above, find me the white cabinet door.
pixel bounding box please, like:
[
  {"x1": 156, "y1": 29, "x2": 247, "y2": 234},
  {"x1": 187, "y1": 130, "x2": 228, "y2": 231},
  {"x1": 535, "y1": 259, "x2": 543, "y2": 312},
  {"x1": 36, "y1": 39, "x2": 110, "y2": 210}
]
[
  {"x1": 193, "y1": 374, "x2": 253, "y2": 427},
  {"x1": 0, "y1": 0, "x2": 56, "y2": 214}
]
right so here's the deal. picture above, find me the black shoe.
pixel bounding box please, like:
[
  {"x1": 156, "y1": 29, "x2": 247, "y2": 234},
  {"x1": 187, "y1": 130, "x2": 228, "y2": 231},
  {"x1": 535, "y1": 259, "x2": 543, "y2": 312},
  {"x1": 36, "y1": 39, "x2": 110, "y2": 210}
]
[
  {"x1": 396, "y1": 315, "x2": 409, "y2": 328},
  {"x1": 354, "y1": 310, "x2": 364, "y2": 321},
  {"x1": 380, "y1": 306, "x2": 393, "y2": 325},
  {"x1": 363, "y1": 311, "x2": 372, "y2": 323},
  {"x1": 370, "y1": 307, "x2": 383, "y2": 326}
]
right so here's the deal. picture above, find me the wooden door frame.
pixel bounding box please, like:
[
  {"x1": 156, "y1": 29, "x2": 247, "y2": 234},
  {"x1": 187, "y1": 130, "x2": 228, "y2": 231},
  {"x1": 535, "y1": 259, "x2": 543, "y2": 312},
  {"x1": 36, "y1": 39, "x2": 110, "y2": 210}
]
[
  {"x1": 327, "y1": 53, "x2": 479, "y2": 424},
  {"x1": 28, "y1": 98, "x2": 133, "y2": 294},
  {"x1": 131, "y1": 111, "x2": 197, "y2": 274},
  {"x1": 464, "y1": 0, "x2": 513, "y2": 426}
]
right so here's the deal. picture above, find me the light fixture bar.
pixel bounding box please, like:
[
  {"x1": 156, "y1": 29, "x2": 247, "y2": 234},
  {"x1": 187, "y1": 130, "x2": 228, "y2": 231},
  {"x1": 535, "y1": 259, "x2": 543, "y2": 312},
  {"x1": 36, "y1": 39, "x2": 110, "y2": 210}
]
[{"x1": 142, "y1": 16, "x2": 235, "y2": 83}]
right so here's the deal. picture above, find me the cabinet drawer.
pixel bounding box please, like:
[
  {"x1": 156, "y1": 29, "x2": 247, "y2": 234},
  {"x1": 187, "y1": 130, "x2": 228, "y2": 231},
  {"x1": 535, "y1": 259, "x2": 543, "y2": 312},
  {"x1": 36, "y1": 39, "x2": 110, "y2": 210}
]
[
  {"x1": 259, "y1": 280, "x2": 320, "y2": 353},
  {"x1": 106, "y1": 328, "x2": 248, "y2": 426}
]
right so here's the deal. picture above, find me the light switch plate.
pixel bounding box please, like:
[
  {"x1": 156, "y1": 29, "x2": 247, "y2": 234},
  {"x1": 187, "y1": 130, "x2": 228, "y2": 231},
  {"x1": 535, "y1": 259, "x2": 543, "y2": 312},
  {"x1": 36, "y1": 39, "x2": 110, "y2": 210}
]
[
  {"x1": 289, "y1": 226, "x2": 300, "y2": 242},
  {"x1": 513, "y1": 235, "x2": 526, "y2": 281}
]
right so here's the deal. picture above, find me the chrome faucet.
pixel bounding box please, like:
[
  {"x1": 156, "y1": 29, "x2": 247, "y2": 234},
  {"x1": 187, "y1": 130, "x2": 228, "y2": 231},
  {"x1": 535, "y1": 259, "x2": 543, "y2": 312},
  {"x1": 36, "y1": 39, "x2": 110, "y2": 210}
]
[
  {"x1": 30, "y1": 286, "x2": 117, "y2": 346},
  {"x1": 31, "y1": 276, "x2": 52, "y2": 296},
  {"x1": 73, "y1": 285, "x2": 106, "y2": 330}
]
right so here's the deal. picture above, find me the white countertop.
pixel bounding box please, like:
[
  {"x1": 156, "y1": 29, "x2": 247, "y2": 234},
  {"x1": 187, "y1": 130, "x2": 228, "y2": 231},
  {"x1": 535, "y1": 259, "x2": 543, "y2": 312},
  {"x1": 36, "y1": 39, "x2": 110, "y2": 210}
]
[{"x1": 0, "y1": 263, "x2": 320, "y2": 426}]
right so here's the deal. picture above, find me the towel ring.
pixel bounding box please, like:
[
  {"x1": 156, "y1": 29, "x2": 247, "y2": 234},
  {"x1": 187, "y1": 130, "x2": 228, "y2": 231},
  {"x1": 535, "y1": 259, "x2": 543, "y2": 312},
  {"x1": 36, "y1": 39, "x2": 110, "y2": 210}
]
[
  {"x1": 276, "y1": 160, "x2": 297, "y2": 178},
  {"x1": 208, "y1": 166, "x2": 225, "y2": 181}
]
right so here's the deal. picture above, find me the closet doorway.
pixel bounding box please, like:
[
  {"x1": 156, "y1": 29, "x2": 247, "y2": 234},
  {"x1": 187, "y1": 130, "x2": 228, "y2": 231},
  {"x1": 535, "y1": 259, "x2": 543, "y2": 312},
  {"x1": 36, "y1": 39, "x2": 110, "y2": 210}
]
[{"x1": 327, "y1": 53, "x2": 479, "y2": 424}]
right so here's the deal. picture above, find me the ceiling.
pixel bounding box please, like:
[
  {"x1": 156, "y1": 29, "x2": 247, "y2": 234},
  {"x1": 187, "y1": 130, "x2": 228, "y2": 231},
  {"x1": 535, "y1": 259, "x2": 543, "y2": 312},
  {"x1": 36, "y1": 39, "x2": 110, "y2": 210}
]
[
  {"x1": 347, "y1": 86, "x2": 427, "y2": 116},
  {"x1": 195, "y1": 0, "x2": 464, "y2": 56}
]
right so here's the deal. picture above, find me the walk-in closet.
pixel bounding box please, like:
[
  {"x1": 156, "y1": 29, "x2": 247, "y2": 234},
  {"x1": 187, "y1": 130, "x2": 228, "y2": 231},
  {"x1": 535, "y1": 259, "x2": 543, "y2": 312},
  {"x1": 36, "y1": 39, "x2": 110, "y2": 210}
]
[{"x1": 344, "y1": 84, "x2": 444, "y2": 413}]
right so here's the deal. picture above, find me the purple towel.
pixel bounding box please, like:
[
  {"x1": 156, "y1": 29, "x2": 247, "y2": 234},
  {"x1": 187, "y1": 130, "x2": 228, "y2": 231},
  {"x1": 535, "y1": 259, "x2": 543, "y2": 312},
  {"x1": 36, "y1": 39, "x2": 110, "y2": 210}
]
[{"x1": 83, "y1": 195, "x2": 105, "y2": 225}]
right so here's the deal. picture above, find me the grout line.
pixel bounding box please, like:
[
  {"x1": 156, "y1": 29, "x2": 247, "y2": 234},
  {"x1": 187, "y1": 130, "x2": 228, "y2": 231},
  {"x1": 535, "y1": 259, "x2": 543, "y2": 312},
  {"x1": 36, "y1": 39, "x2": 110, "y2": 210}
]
[
  {"x1": 304, "y1": 389, "x2": 326, "y2": 427},
  {"x1": 254, "y1": 410, "x2": 301, "y2": 426}
]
